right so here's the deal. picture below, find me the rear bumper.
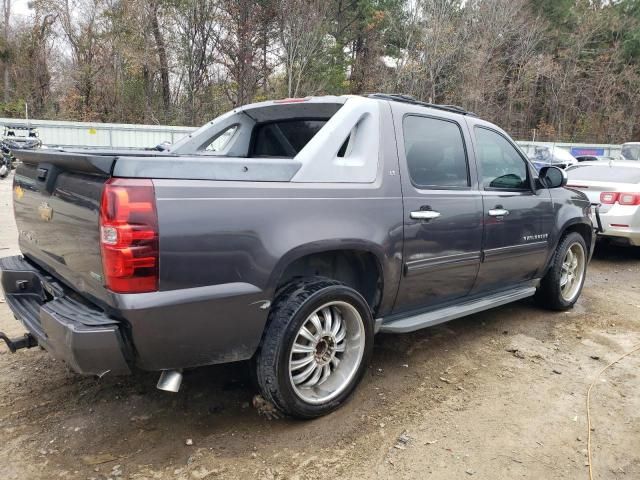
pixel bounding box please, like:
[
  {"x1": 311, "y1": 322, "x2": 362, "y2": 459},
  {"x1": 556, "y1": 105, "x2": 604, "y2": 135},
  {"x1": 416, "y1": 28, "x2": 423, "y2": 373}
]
[
  {"x1": 596, "y1": 205, "x2": 640, "y2": 246},
  {"x1": 0, "y1": 255, "x2": 131, "y2": 375},
  {"x1": 1, "y1": 255, "x2": 271, "y2": 373},
  {"x1": 599, "y1": 229, "x2": 640, "y2": 246}
]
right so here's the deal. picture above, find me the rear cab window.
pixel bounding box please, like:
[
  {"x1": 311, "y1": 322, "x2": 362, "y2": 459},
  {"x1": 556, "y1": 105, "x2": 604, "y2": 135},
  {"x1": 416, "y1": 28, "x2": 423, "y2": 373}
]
[
  {"x1": 172, "y1": 102, "x2": 345, "y2": 159},
  {"x1": 251, "y1": 120, "x2": 327, "y2": 157}
]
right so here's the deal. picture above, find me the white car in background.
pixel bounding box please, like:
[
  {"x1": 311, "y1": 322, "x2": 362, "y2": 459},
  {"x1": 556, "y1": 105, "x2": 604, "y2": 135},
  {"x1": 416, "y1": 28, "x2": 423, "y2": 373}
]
[
  {"x1": 566, "y1": 160, "x2": 640, "y2": 246},
  {"x1": 620, "y1": 142, "x2": 640, "y2": 161},
  {"x1": 529, "y1": 145, "x2": 578, "y2": 171}
]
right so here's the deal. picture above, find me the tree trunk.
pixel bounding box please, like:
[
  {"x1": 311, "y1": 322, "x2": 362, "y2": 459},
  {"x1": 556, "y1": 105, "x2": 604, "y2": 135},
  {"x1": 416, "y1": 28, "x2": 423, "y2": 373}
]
[
  {"x1": 3, "y1": 0, "x2": 10, "y2": 103},
  {"x1": 236, "y1": 0, "x2": 251, "y2": 106},
  {"x1": 150, "y1": 1, "x2": 170, "y2": 114},
  {"x1": 350, "y1": 34, "x2": 365, "y2": 94},
  {"x1": 143, "y1": 63, "x2": 152, "y2": 123},
  {"x1": 429, "y1": 68, "x2": 435, "y2": 104}
]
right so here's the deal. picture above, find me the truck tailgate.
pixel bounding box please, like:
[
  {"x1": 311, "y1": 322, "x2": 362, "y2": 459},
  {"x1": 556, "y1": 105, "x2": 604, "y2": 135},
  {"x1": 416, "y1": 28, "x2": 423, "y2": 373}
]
[{"x1": 12, "y1": 149, "x2": 116, "y2": 301}]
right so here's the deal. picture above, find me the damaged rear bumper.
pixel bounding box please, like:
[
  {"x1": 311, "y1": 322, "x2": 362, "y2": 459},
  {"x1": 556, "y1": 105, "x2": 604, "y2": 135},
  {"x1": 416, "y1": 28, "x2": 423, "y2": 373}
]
[{"x1": 0, "y1": 255, "x2": 131, "y2": 375}]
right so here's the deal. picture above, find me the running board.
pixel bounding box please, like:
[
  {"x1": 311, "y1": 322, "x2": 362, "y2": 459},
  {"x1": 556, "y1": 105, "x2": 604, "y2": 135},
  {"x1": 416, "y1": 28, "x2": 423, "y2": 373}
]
[{"x1": 378, "y1": 286, "x2": 537, "y2": 334}]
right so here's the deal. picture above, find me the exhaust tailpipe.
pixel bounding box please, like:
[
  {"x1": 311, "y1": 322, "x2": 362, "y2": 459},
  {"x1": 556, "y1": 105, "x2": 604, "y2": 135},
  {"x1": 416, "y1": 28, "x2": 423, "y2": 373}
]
[{"x1": 157, "y1": 370, "x2": 183, "y2": 393}]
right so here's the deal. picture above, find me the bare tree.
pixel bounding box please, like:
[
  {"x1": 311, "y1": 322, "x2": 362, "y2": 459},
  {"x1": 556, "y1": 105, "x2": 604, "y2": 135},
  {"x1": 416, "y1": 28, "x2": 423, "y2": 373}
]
[
  {"x1": 277, "y1": 0, "x2": 329, "y2": 97},
  {"x1": 148, "y1": 0, "x2": 170, "y2": 113},
  {"x1": 3, "y1": 0, "x2": 10, "y2": 102},
  {"x1": 35, "y1": 0, "x2": 107, "y2": 118},
  {"x1": 215, "y1": 0, "x2": 273, "y2": 106},
  {"x1": 174, "y1": 0, "x2": 220, "y2": 124},
  {"x1": 390, "y1": 0, "x2": 469, "y2": 102},
  {"x1": 460, "y1": 0, "x2": 544, "y2": 126}
]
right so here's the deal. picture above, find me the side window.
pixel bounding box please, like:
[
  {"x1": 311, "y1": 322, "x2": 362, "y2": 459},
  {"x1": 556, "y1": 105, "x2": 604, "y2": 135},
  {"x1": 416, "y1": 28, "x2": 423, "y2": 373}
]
[
  {"x1": 475, "y1": 127, "x2": 529, "y2": 190},
  {"x1": 403, "y1": 115, "x2": 469, "y2": 188},
  {"x1": 200, "y1": 125, "x2": 238, "y2": 153}
]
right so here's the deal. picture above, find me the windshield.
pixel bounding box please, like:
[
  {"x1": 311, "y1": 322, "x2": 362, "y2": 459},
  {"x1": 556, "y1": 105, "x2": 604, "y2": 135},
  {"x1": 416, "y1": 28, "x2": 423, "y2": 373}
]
[
  {"x1": 567, "y1": 165, "x2": 640, "y2": 183},
  {"x1": 621, "y1": 144, "x2": 640, "y2": 161}
]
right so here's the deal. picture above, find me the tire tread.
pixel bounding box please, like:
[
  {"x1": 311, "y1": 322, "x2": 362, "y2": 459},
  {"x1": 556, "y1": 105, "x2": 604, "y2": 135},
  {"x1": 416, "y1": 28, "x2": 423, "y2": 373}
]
[
  {"x1": 256, "y1": 276, "x2": 353, "y2": 418},
  {"x1": 536, "y1": 232, "x2": 587, "y2": 311}
]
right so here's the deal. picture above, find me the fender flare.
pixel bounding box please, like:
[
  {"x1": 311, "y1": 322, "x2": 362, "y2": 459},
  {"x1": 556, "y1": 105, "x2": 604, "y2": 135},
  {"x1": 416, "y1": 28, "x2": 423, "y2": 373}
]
[
  {"x1": 266, "y1": 239, "x2": 397, "y2": 314},
  {"x1": 542, "y1": 216, "x2": 593, "y2": 276}
]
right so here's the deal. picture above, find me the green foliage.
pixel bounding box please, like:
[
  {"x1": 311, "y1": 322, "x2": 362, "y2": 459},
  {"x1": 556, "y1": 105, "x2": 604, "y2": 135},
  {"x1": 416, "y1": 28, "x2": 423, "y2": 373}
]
[
  {"x1": 617, "y1": 0, "x2": 640, "y2": 63},
  {"x1": 0, "y1": 99, "x2": 27, "y2": 118},
  {"x1": 530, "y1": 0, "x2": 575, "y2": 28}
]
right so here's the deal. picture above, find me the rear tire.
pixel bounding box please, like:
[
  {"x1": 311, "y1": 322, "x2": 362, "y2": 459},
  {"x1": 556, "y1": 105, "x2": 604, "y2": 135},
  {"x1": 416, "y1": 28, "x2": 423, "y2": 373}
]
[
  {"x1": 255, "y1": 277, "x2": 373, "y2": 419},
  {"x1": 536, "y1": 232, "x2": 588, "y2": 310}
]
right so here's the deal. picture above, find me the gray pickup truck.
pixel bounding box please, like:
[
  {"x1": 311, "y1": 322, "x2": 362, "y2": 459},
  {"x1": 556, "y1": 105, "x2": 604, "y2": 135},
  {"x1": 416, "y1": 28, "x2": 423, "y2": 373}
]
[{"x1": 0, "y1": 94, "x2": 595, "y2": 418}]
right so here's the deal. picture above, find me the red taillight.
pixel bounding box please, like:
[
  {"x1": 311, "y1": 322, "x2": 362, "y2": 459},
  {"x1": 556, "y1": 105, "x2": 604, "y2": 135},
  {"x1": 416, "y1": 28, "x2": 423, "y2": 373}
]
[
  {"x1": 100, "y1": 178, "x2": 158, "y2": 293},
  {"x1": 600, "y1": 191, "x2": 640, "y2": 205},
  {"x1": 600, "y1": 192, "x2": 618, "y2": 204},
  {"x1": 618, "y1": 193, "x2": 640, "y2": 205}
]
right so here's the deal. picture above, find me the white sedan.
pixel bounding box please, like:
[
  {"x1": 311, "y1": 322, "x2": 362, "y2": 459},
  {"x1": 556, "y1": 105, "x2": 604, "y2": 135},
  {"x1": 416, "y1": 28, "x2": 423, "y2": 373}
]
[{"x1": 566, "y1": 160, "x2": 640, "y2": 246}]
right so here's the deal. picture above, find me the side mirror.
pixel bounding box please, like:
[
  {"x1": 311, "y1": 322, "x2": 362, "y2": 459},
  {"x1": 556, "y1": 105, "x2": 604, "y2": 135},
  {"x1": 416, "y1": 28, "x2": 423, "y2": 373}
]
[{"x1": 539, "y1": 166, "x2": 567, "y2": 189}]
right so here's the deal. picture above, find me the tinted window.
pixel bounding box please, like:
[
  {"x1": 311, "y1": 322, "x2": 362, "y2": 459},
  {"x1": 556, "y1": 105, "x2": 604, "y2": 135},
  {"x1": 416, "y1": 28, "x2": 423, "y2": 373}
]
[
  {"x1": 567, "y1": 165, "x2": 640, "y2": 183},
  {"x1": 403, "y1": 116, "x2": 469, "y2": 188},
  {"x1": 475, "y1": 127, "x2": 529, "y2": 190},
  {"x1": 252, "y1": 120, "x2": 326, "y2": 157}
]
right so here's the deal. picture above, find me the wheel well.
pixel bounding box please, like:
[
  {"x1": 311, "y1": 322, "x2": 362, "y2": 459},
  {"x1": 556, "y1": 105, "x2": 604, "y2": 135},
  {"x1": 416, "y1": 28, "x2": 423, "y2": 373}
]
[
  {"x1": 277, "y1": 250, "x2": 383, "y2": 314},
  {"x1": 563, "y1": 223, "x2": 592, "y2": 250}
]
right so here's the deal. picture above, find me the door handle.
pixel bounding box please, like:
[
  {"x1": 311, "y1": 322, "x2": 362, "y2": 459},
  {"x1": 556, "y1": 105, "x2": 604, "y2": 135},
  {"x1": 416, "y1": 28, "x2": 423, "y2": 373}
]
[
  {"x1": 488, "y1": 208, "x2": 510, "y2": 217},
  {"x1": 410, "y1": 210, "x2": 441, "y2": 220}
]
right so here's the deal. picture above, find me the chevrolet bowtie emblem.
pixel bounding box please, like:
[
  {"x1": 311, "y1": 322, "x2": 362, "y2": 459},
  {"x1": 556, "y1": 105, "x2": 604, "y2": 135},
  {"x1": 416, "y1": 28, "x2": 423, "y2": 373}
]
[
  {"x1": 14, "y1": 185, "x2": 24, "y2": 200},
  {"x1": 38, "y1": 201, "x2": 53, "y2": 222}
]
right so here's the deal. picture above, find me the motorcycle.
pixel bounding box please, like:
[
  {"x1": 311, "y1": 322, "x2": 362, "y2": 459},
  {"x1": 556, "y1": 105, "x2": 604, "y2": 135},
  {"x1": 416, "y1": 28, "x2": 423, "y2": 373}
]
[
  {"x1": 0, "y1": 144, "x2": 14, "y2": 178},
  {"x1": 0, "y1": 124, "x2": 41, "y2": 179}
]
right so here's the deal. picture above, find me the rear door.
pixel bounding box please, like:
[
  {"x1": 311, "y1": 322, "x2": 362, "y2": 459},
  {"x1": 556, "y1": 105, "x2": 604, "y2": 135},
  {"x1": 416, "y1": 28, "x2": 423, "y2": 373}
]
[
  {"x1": 468, "y1": 123, "x2": 554, "y2": 294},
  {"x1": 393, "y1": 109, "x2": 483, "y2": 314}
]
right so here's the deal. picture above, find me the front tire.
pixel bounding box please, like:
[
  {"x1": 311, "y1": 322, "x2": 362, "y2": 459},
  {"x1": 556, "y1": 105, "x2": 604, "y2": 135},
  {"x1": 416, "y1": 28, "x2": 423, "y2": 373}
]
[
  {"x1": 536, "y1": 232, "x2": 588, "y2": 310},
  {"x1": 255, "y1": 277, "x2": 374, "y2": 419}
]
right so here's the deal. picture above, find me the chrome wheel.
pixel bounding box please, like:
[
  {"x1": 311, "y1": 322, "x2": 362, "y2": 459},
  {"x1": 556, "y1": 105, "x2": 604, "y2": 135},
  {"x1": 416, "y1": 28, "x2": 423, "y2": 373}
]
[
  {"x1": 288, "y1": 301, "x2": 365, "y2": 405},
  {"x1": 560, "y1": 242, "x2": 585, "y2": 302}
]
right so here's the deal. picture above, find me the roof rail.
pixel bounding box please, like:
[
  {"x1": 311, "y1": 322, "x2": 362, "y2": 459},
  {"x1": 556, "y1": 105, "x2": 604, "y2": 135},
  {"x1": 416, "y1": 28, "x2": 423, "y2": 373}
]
[{"x1": 365, "y1": 93, "x2": 476, "y2": 116}]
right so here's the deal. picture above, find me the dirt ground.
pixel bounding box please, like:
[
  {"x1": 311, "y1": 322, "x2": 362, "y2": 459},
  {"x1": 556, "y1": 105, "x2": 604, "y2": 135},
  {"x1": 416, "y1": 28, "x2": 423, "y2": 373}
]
[{"x1": 0, "y1": 173, "x2": 639, "y2": 480}]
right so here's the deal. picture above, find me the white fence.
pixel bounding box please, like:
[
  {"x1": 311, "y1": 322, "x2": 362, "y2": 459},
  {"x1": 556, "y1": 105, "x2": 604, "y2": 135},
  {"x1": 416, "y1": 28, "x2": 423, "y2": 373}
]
[
  {"x1": 0, "y1": 117, "x2": 195, "y2": 149},
  {"x1": 0, "y1": 117, "x2": 625, "y2": 155},
  {"x1": 517, "y1": 141, "x2": 621, "y2": 158}
]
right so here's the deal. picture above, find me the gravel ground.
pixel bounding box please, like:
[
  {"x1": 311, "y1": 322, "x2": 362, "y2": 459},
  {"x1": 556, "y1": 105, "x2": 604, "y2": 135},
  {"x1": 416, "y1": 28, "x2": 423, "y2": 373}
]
[{"x1": 0, "y1": 172, "x2": 639, "y2": 480}]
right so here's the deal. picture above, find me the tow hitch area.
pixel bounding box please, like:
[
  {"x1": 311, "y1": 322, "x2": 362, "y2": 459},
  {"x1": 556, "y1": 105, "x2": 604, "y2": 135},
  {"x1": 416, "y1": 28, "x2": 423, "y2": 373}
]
[{"x1": 0, "y1": 332, "x2": 38, "y2": 353}]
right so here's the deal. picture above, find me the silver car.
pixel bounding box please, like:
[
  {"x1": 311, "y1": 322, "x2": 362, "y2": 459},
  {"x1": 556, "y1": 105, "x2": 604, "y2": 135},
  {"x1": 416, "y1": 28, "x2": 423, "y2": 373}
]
[{"x1": 567, "y1": 160, "x2": 640, "y2": 246}]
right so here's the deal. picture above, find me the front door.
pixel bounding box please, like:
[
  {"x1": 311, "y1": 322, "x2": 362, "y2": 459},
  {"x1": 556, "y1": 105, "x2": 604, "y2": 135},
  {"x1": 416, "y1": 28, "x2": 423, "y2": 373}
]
[
  {"x1": 393, "y1": 112, "x2": 483, "y2": 314},
  {"x1": 469, "y1": 124, "x2": 554, "y2": 294}
]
